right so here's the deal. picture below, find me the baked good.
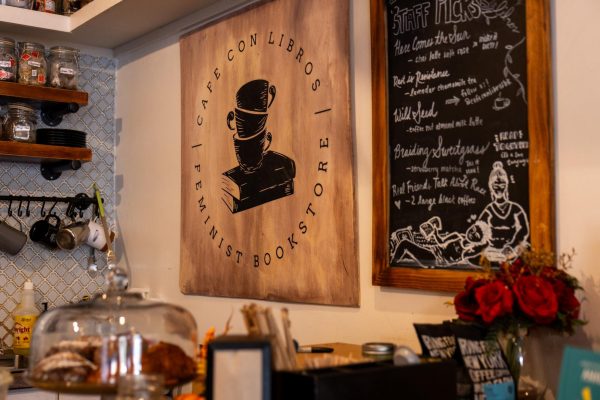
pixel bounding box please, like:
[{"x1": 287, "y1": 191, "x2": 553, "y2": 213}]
[
  {"x1": 31, "y1": 351, "x2": 97, "y2": 383},
  {"x1": 33, "y1": 336, "x2": 196, "y2": 387},
  {"x1": 46, "y1": 338, "x2": 101, "y2": 361},
  {"x1": 141, "y1": 341, "x2": 197, "y2": 384}
]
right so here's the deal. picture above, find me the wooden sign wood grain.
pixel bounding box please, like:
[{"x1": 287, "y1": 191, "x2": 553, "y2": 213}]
[{"x1": 180, "y1": 0, "x2": 359, "y2": 306}]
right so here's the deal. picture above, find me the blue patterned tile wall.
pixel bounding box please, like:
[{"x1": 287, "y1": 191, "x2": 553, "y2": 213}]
[{"x1": 0, "y1": 54, "x2": 116, "y2": 348}]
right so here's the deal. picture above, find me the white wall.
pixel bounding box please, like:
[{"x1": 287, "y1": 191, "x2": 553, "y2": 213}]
[
  {"x1": 114, "y1": 0, "x2": 600, "y2": 375},
  {"x1": 554, "y1": 0, "x2": 600, "y2": 345}
]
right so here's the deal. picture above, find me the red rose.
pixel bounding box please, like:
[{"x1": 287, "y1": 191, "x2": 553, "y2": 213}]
[
  {"x1": 475, "y1": 280, "x2": 514, "y2": 324},
  {"x1": 553, "y1": 280, "x2": 581, "y2": 320},
  {"x1": 514, "y1": 276, "x2": 558, "y2": 324},
  {"x1": 500, "y1": 258, "x2": 526, "y2": 283},
  {"x1": 454, "y1": 277, "x2": 488, "y2": 322}
]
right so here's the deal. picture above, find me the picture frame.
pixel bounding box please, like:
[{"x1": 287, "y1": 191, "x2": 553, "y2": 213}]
[
  {"x1": 370, "y1": 0, "x2": 555, "y2": 292},
  {"x1": 206, "y1": 335, "x2": 272, "y2": 400}
]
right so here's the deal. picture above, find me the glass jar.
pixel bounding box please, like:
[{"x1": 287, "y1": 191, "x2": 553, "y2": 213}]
[
  {"x1": 116, "y1": 374, "x2": 165, "y2": 400},
  {"x1": 61, "y1": 0, "x2": 81, "y2": 15},
  {"x1": 48, "y1": 46, "x2": 79, "y2": 89},
  {"x1": 35, "y1": 0, "x2": 57, "y2": 13},
  {"x1": 29, "y1": 291, "x2": 198, "y2": 394},
  {"x1": 18, "y1": 42, "x2": 47, "y2": 86},
  {"x1": 3, "y1": 103, "x2": 37, "y2": 143},
  {"x1": 6, "y1": 0, "x2": 33, "y2": 8},
  {"x1": 0, "y1": 37, "x2": 17, "y2": 82}
]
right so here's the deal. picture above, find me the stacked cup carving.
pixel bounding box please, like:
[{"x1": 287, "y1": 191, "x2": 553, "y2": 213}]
[{"x1": 227, "y1": 79, "x2": 276, "y2": 172}]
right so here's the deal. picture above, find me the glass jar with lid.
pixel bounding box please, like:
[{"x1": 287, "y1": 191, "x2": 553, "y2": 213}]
[
  {"x1": 18, "y1": 42, "x2": 47, "y2": 86},
  {"x1": 0, "y1": 37, "x2": 17, "y2": 82},
  {"x1": 35, "y1": 0, "x2": 57, "y2": 13},
  {"x1": 2, "y1": 103, "x2": 38, "y2": 143},
  {"x1": 28, "y1": 260, "x2": 198, "y2": 394},
  {"x1": 48, "y1": 46, "x2": 79, "y2": 90},
  {"x1": 62, "y1": 0, "x2": 82, "y2": 15},
  {"x1": 5, "y1": 0, "x2": 34, "y2": 9}
]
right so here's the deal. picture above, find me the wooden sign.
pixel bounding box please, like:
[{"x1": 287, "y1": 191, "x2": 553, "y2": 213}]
[
  {"x1": 371, "y1": 0, "x2": 554, "y2": 292},
  {"x1": 180, "y1": 0, "x2": 359, "y2": 306}
]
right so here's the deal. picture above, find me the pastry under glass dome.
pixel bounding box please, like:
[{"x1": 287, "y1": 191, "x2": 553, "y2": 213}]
[
  {"x1": 28, "y1": 291, "x2": 198, "y2": 394},
  {"x1": 27, "y1": 192, "x2": 198, "y2": 394}
]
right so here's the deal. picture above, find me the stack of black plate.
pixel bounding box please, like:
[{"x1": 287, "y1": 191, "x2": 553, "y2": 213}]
[{"x1": 36, "y1": 129, "x2": 87, "y2": 148}]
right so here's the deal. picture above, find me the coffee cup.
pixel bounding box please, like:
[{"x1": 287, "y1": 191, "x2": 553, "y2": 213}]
[
  {"x1": 0, "y1": 219, "x2": 27, "y2": 255},
  {"x1": 56, "y1": 220, "x2": 90, "y2": 250},
  {"x1": 86, "y1": 219, "x2": 115, "y2": 252},
  {"x1": 235, "y1": 79, "x2": 276, "y2": 112},
  {"x1": 233, "y1": 130, "x2": 272, "y2": 172},
  {"x1": 227, "y1": 108, "x2": 268, "y2": 137},
  {"x1": 30, "y1": 214, "x2": 62, "y2": 250}
]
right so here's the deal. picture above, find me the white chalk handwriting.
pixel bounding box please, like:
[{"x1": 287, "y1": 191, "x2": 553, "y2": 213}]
[{"x1": 394, "y1": 135, "x2": 491, "y2": 167}]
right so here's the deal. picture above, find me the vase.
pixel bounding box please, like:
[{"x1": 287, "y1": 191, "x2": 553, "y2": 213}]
[{"x1": 505, "y1": 331, "x2": 549, "y2": 399}]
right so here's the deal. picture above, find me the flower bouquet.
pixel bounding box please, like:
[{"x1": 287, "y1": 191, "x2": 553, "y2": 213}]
[{"x1": 452, "y1": 250, "x2": 585, "y2": 397}]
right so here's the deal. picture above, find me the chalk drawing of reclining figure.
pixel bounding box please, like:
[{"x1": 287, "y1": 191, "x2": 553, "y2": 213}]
[{"x1": 390, "y1": 216, "x2": 492, "y2": 268}]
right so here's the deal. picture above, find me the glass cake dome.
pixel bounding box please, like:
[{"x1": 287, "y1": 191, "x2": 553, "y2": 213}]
[{"x1": 28, "y1": 251, "x2": 198, "y2": 394}]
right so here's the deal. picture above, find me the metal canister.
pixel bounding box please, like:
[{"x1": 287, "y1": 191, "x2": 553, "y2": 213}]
[{"x1": 362, "y1": 342, "x2": 396, "y2": 361}]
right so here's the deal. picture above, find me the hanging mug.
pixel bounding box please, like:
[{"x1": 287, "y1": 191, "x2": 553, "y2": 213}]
[
  {"x1": 0, "y1": 216, "x2": 27, "y2": 255},
  {"x1": 56, "y1": 220, "x2": 90, "y2": 250},
  {"x1": 85, "y1": 219, "x2": 115, "y2": 252},
  {"x1": 30, "y1": 214, "x2": 62, "y2": 250}
]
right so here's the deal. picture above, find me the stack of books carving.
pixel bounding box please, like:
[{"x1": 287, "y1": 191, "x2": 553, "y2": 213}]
[{"x1": 221, "y1": 151, "x2": 296, "y2": 213}]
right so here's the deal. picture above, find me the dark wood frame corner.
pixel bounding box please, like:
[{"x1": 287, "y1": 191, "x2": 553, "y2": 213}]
[
  {"x1": 206, "y1": 336, "x2": 272, "y2": 400},
  {"x1": 370, "y1": 0, "x2": 555, "y2": 293}
]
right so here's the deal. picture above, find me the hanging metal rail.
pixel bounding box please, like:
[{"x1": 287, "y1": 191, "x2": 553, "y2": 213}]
[{"x1": 0, "y1": 193, "x2": 99, "y2": 218}]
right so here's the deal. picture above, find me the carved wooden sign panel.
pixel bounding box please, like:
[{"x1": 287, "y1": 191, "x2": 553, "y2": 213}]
[{"x1": 180, "y1": 0, "x2": 359, "y2": 306}]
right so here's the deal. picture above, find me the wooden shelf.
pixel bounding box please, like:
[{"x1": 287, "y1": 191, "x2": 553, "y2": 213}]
[
  {"x1": 0, "y1": 141, "x2": 92, "y2": 163},
  {"x1": 0, "y1": 0, "x2": 250, "y2": 49},
  {"x1": 0, "y1": 81, "x2": 88, "y2": 105}
]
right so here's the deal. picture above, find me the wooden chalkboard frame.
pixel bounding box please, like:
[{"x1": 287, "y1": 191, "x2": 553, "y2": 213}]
[{"x1": 370, "y1": 0, "x2": 555, "y2": 292}]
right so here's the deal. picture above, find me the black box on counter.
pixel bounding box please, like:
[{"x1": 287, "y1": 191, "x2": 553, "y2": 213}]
[{"x1": 274, "y1": 359, "x2": 457, "y2": 400}]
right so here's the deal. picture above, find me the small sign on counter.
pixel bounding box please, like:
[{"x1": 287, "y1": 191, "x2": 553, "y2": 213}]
[{"x1": 558, "y1": 346, "x2": 600, "y2": 400}]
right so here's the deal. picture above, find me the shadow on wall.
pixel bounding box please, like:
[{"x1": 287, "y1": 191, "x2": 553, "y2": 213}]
[
  {"x1": 580, "y1": 275, "x2": 600, "y2": 348},
  {"x1": 113, "y1": 174, "x2": 129, "y2": 272}
]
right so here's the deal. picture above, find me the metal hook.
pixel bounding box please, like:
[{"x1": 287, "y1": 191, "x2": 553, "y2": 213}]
[
  {"x1": 17, "y1": 199, "x2": 23, "y2": 217},
  {"x1": 66, "y1": 201, "x2": 76, "y2": 220},
  {"x1": 7, "y1": 198, "x2": 12, "y2": 217},
  {"x1": 25, "y1": 200, "x2": 31, "y2": 217},
  {"x1": 48, "y1": 201, "x2": 58, "y2": 216},
  {"x1": 40, "y1": 200, "x2": 46, "y2": 217}
]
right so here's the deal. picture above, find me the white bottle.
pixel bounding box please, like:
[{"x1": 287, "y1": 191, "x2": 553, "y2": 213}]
[{"x1": 12, "y1": 280, "x2": 39, "y2": 356}]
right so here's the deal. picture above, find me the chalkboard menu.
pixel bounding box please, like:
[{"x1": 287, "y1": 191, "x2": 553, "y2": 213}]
[{"x1": 371, "y1": 0, "x2": 554, "y2": 291}]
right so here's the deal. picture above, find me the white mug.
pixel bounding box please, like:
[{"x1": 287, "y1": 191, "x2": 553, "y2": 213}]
[{"x1": 86, "y1": 220, "x2": 115, "y2": 252}]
